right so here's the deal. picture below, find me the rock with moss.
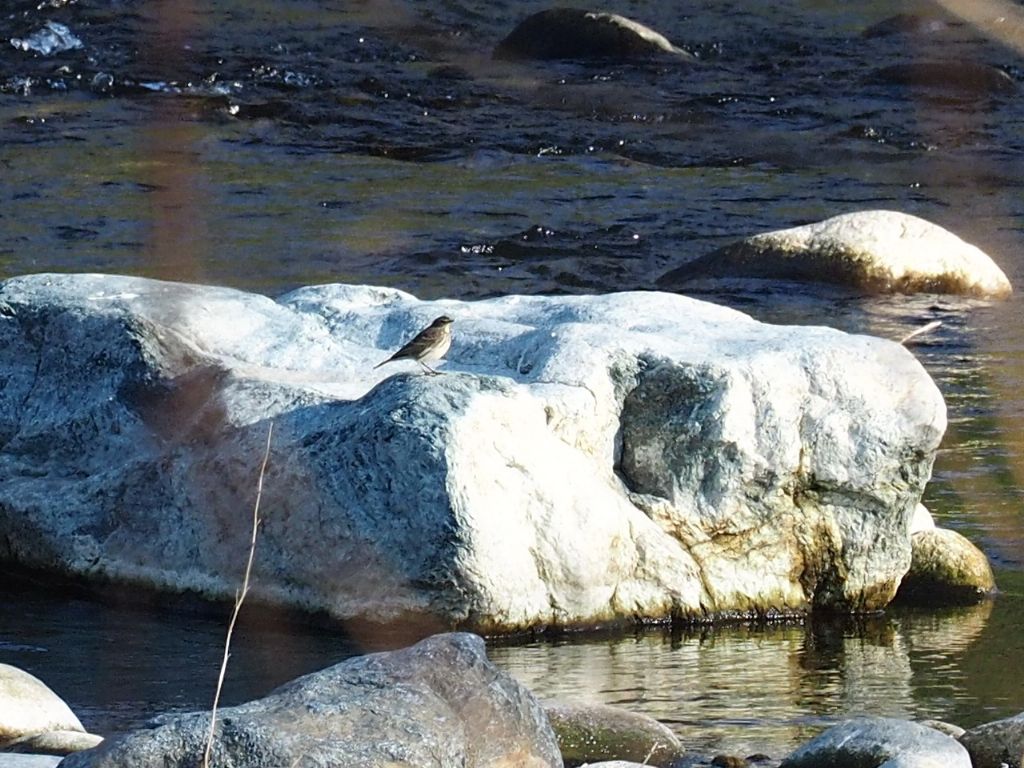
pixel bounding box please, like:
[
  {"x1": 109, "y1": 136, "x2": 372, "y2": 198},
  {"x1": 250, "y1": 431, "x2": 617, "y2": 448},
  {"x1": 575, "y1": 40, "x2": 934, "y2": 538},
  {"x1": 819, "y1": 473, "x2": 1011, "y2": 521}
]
[
  {"x1": 495, "y1": 8, "x2": 694, "y2": 61},
  {"x1": 897, "y1": 527, "x2": 996, "y2": 605},
  {"x1": 545, "y1": 702, "x2": 685, "y2": 767},
  {"x1": 658, "y1": 210, "x2": 1012, "y2": 297}
]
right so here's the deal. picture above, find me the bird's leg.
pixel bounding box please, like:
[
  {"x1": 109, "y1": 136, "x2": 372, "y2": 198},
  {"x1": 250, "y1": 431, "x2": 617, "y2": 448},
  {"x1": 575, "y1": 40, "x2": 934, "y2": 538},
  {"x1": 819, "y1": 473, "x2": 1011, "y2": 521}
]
[{"x1": 419, "y1": 361, "x2": 441, "y2": 375}]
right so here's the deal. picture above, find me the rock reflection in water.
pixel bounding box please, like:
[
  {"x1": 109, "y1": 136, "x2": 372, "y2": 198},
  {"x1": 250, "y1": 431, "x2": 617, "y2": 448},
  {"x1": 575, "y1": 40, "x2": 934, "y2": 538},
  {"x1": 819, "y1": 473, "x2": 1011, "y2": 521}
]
[{"x1": 489, "y1": 602, "x2": 993, "y2": 758}]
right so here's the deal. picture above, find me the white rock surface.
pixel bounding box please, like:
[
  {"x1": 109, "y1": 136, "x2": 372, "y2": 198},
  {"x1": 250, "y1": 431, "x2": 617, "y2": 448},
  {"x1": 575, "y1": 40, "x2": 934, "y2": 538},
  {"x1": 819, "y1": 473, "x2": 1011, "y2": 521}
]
[
  {"x1": 0, "y1": 665, "x2": 85, "y2": 747},
  {"x1": 658, "y1": 210, "x2": 1013, "y2": 297},
  {"x1": 0, "y1": 274, "x2": 948, "y2": 630}
]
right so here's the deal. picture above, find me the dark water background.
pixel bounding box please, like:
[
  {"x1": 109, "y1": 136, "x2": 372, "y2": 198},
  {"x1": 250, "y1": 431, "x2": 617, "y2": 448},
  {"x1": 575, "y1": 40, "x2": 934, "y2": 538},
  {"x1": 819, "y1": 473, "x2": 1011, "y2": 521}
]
[{"x1": 2, "y1": 0, "x2": 1024, "y2": 758}]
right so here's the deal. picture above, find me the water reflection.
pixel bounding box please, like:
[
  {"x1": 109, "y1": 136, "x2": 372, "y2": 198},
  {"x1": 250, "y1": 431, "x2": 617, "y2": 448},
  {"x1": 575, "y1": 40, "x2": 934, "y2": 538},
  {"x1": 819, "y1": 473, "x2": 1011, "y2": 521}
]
[{"x1": 489, "y1": 600, "x2": 1005, "y2": 757}]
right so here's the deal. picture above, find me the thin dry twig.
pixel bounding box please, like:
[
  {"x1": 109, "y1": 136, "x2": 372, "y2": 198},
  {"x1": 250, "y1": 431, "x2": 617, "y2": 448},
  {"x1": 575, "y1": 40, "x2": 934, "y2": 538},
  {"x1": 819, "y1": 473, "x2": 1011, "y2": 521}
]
[
  {"x1": 899, "y1": 320, "x2": 942, "y2": 346},
  {"x1": 202, "y1": 422, "x2": 274, "y2": 768},
  {"x1": 642, "y1": 741, "x2": 663, "y2": 765}
]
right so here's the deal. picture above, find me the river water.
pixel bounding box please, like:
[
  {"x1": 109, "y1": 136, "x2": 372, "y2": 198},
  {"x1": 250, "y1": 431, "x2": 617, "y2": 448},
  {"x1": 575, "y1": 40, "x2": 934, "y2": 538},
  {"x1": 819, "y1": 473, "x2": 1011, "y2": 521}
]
[{"x1": 1, "y1": 0, "x2": 1023, "y2": 760}]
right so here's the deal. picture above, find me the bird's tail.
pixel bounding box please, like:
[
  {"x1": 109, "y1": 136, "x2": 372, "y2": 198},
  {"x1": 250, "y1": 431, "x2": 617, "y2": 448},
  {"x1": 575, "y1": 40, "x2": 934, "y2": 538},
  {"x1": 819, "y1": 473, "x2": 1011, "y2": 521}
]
[{"x1": 372, "y1": 359, "x2": 388, "y2": 369}]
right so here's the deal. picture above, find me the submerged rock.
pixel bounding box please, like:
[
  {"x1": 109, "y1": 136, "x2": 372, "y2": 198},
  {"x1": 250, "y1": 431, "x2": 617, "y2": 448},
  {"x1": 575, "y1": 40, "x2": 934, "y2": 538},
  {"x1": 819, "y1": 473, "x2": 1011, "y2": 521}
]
[
  {"x1": 869, "y1": 62, "x2": 1016, "y2": 95},
  {"x1": 9, "y1": 21, "x2": 83, "y2": 56},
  {"x1": 60, "y1": 633, "x2": 561, "y2": 768},
  {"x1": 862, "y1": 14, "x2": 954, "y2": 38},
  {"x1": 0, "y1": 274, "x2": 950, "y2": 631},
  {"x1": 920, "y1": 720, "x2": 965, "y2": 739},
  {"x1": 658, "y1": 210, "x2": 1012, "y2": 298},
  {"x1": 960, "y1": 712, "x2": 1024, "y2": 768},
  {"x1": 897, "y1": 527, "x2": 996, "y2": 605},
  {"x1": 495, "y1": 8, "x2": 694, "y2": 61},
  {"x1": 780, "y1": 716, "x2": 971, "y2": 768},
  {"x1": 0, "y1": 665, "x2": 87, "y2": 748},
  {"x1": 544, "y1": 702, "x2": 685, "y2": 767}
]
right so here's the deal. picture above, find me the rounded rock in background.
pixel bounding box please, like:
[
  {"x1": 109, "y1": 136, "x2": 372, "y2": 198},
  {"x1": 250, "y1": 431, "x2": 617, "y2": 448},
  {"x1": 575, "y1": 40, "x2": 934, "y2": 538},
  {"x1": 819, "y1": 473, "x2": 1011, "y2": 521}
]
[
  {"x1": 960, "y1": 712, "x2": 1024, "y2": 768},
  {"x1": 544, "y1": 702, "x2": 686, "y2": 767},
  {"x1": 494, "y1": 8, "x2": 694, "y2": 61},
  {"x1": 657, "y1": 210, "x2": 1013, "y2": 298},
  {"x1": 897, "y1": 527, "x2": 996, "y2": 605}
]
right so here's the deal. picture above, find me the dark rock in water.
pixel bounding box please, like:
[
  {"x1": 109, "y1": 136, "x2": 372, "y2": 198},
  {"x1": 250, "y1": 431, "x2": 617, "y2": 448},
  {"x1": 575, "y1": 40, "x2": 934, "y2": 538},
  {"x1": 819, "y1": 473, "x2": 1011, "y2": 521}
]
[
  {"x1": 60, "y1": 633, "x2": 562, "y2": 768},
  {"x1": 711, "y1": 755, "x2": 750, "y2": 768},
  {"x1": 863, "y1": 13, "x2": 953, "y2": 38},
  {"x1": 869, "y1": 61, "x2": 1016, "y2": 95},
  {"x1": 494, "y1": 8, "x2": 694, "y2": 61},
  {"x1": 959, "y1": 711, "x2": 1024, "y2": 768}
]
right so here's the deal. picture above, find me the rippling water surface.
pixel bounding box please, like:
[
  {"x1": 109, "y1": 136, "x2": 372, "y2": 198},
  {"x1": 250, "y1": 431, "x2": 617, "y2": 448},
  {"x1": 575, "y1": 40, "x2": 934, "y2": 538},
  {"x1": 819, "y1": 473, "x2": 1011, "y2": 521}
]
[{"x1": 2, "y1": 0, "x2": 1023, "y2": 758}]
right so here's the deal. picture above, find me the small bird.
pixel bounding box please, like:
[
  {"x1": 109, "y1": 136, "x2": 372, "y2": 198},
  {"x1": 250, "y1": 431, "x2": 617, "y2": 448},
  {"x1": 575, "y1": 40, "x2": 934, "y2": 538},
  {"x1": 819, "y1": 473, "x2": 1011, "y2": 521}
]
[{"x1": 374, "y1": 315, "x2": 454, "y2": 375}]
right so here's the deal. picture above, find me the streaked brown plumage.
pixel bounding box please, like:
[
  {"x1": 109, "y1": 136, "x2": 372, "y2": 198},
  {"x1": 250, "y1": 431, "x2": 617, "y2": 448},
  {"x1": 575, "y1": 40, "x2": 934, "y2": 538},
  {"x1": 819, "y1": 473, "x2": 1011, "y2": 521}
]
[{"x1": 373, "y1": 315, "x2": 454, "y2": 375}]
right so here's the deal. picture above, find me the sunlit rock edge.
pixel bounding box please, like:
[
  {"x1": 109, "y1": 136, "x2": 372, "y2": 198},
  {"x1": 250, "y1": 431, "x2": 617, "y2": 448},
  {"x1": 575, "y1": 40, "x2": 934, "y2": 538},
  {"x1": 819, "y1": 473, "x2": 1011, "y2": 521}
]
[{"x1": 0, "y1": 273, "x2": 955, "y2": 632}]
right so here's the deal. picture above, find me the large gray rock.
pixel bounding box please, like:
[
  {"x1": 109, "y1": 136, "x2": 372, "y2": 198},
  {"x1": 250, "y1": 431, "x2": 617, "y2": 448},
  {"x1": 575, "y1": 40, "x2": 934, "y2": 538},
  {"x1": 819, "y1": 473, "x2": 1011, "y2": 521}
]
[
  {"x1": 658, "y1": 210, "x2": 1012, "y2": 297},
  {"x1": 0, "y1": 665, "x2": 85, "y2": 747},
  {"x1": 61, "y1": 632, "x2": 561, "y2": 768},
  {"x1": 960, "y1": 712, "x2": 1024, "y2": 768},
  {"x1": 0, "y1": 274, "x2": 948, "y2": 631},
  {"x1": 780, "y1": 716, "x2": 971, "y2": 768}
]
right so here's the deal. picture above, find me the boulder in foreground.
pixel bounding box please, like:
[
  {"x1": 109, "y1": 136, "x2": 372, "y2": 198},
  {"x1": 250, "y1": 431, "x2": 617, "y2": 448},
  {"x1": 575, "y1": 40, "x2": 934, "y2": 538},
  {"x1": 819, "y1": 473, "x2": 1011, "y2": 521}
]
[
  {"x1": 60, "y1": 633, "x2": 561, "y2": 768},
  {"x1": 0, "y1": 274, "x2": 953, "y2": 632},
  {"x1": 657, "y1": 210, "x2": 1012, "y2": 297}
]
